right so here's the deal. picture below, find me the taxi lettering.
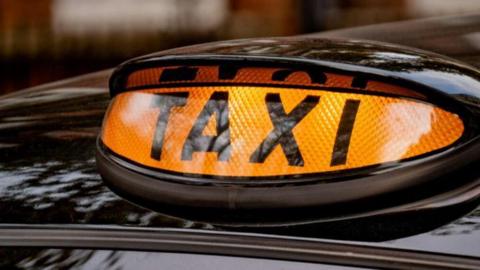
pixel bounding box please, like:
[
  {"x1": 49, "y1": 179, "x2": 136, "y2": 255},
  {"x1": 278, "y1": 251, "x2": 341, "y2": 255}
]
[{"x1": 150, "y1": 91, "x2": 359, "y2": 167}]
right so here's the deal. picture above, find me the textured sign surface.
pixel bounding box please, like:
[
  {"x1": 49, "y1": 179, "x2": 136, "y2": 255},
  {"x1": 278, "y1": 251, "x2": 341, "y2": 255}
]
[{"x1": 101, "y1": 83, "x2": 463, "y2": 177}]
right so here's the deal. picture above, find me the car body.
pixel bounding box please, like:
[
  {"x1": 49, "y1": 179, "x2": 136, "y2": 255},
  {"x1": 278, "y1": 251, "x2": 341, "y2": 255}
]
[{"x1": 0, "y1": 14, "x2": 480, "y2": 269}]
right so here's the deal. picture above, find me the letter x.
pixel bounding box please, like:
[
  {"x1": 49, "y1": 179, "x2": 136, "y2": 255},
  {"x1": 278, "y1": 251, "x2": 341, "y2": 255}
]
[{"x1": 250, "y1": 93, "x2": 320, "y2": 166}]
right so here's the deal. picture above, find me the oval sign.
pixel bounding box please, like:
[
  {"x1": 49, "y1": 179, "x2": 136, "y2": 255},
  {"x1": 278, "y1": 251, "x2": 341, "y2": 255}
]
[{"x1": 100, "y1": 66, "x2": 464, "y2": 178}]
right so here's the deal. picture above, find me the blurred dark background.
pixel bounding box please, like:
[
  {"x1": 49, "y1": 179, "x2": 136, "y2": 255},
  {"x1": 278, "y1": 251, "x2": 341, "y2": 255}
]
[{"x1": 1, "y1": 0, "x2": 480, "y2": 94}]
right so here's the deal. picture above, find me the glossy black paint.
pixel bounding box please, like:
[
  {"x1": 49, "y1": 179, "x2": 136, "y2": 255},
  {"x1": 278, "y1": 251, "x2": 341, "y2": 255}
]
[
  {"x1": 0, "y1": 225, "x2": 478, "y2": 270},
  {"x1": 0, "y1": 16, "x2": 480, "y2": 259},
  {"x1": 114, "y1": 38, "x2": 480, "y2": 106},
  {"x1": 0, "y1": 248, "x2": 359, "y2": 270}
]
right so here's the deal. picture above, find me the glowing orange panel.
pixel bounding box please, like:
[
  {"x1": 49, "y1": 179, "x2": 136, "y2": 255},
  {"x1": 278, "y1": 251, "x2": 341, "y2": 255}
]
[{"x1": 101, "y1": 86, "x2": 464, "y2": 177}]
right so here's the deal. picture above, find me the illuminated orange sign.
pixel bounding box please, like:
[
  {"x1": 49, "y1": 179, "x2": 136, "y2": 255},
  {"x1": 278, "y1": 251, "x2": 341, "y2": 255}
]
[{"x1": 101, "y1": 66, "x2": 464, "y2": 177}]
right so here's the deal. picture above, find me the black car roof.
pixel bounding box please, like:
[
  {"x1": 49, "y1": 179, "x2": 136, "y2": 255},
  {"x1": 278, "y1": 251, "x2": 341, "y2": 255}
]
[{"x1": 0, "y1": 14, "x2": 479, "y2": 259}]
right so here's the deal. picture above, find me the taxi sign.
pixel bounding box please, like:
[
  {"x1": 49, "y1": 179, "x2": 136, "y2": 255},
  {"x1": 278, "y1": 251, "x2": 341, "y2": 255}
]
[
  {"x1": 101, "y1": 66, "x2": 463, "y2": 178},
  {"x1": 96, "y1": 41, "x2": 480, "y2": 225}
]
